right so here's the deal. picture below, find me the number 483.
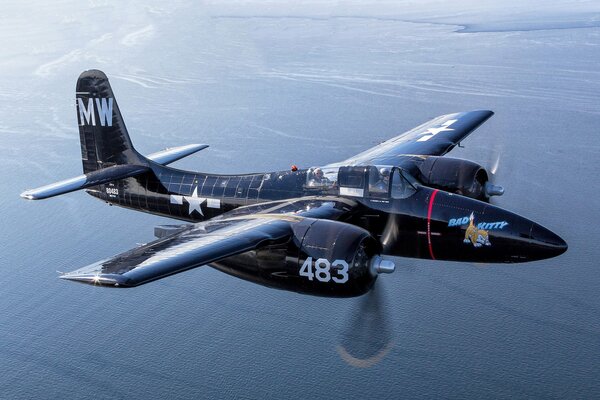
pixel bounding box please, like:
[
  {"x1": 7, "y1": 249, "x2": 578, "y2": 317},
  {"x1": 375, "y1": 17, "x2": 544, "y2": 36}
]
[{"x1": 299, "y1": 257, "x2": 349, "y2": 284}]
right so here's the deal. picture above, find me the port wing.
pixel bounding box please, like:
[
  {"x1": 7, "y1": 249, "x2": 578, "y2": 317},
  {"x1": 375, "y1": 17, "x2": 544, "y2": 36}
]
[
  {"x1": 59, "y1": 197, "x2": 357, "y2": 287},
  {"x1": 60, "y1": 216, "x2": 294, "y2": 287}
]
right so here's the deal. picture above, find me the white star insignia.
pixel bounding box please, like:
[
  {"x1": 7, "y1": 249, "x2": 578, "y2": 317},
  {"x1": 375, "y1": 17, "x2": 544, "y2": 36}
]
[
  {"x1": 417, "y1": 119, "x2": 457, "y2": 142},
  {"x1": 184, "y1": 187, "x2": 206, "y2": 215},
  {"x1": 169, "y1": 187, "x2": 221, "y2": 216}
]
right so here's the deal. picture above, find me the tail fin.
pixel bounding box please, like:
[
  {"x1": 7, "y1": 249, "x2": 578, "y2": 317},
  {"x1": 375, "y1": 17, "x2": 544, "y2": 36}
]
[{"x1": 76, "y1": 69, "x2": 145, "y2": 173}]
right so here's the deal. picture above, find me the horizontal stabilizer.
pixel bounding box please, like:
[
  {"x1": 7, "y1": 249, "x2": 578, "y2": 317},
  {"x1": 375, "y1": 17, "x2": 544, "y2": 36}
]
[
  {"x1": 147, "y1": 144, "x2": 208, "y2": 165},
  {"x1": 21, "y1": 164, "x2": 149, "y2": 200}
]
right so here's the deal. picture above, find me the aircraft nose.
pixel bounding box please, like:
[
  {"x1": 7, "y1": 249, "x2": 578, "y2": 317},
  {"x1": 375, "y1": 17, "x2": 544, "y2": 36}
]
[{"x1": 530, "y1": 223, "x2": 568, "y2": 259}]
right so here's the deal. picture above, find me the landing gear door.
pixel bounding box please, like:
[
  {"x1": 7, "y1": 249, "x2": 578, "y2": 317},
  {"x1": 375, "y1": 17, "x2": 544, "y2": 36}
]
[{"x1": 338, "y1": 166, "x2": 368, "y2": 197}]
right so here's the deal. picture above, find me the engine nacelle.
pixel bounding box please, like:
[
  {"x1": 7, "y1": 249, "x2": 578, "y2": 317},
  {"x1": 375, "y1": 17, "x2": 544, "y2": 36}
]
[
  {"x1": 416, "y1": 156, "x2": 491, "y2": 200},
  {"x1": 210, "y1": 218, "x2": 391, "y2": 297}
]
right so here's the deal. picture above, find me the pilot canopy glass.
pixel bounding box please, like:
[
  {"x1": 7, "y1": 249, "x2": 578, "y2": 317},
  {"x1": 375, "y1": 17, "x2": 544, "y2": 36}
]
[
  {"x1": 306, "y1": 165, "x2": 417, "y2": 199},
  {"x1": 306, "y1": 167, "x2": 339, "y2": 189},
  {"x1": 390, "y1": 168, "x2": 417, "y2": 199}
]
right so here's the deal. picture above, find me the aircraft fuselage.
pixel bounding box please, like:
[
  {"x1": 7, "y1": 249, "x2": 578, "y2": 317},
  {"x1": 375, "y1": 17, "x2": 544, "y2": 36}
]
[{"x1": 87, "y1": 164, "x2": 566, "y2": 264}]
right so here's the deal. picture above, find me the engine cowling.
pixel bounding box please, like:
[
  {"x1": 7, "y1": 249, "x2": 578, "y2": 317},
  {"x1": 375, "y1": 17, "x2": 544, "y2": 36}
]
[
  {"x1": 416, "y1": 156, "x2": 491, "y2": 200},
  {"x1": 210, "y1": 218, "x2": 392, "y2": 297}
]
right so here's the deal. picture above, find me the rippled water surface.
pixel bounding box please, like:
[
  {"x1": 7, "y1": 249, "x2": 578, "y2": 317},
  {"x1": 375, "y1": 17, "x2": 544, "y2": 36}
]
[{"x1": 1, "y1": 2, "x2": 599, "y2": 399}]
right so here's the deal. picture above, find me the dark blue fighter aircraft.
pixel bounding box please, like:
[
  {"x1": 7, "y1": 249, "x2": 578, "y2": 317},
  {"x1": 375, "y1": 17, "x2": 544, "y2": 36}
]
[{"x1": 21, "y1": 70, "x2": 567, "y2": 297}]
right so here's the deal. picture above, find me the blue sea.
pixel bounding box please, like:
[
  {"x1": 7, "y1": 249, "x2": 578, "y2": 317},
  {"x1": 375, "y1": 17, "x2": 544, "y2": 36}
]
[{"x1": 1, "y1": 1, "x2": 599, "y2": 398}]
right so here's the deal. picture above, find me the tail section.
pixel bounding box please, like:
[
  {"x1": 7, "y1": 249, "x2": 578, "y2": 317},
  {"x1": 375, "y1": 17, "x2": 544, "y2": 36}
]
[
  {"x1": 21, "y1": 69, "x2": 207, "y2": 201},
  {"x1": 76, "y1": 69, "x2": 145, "y2": 173}
]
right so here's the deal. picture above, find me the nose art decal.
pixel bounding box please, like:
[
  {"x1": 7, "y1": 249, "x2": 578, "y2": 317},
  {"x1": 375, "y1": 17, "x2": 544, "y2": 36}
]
[{"x1": 463, "y1": 213, "x2": 492, "y2": 248}]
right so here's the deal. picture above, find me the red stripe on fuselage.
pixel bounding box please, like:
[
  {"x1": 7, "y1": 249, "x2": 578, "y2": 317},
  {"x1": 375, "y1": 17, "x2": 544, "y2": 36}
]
[{"x1": 427, "y1": 189, "x2": 439, "y2": 260}]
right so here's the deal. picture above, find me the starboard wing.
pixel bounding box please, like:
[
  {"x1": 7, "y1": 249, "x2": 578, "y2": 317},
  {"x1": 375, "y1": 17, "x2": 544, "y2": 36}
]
[{"x1": 329, "y1": 110, "x2": 493, "y2": 166}]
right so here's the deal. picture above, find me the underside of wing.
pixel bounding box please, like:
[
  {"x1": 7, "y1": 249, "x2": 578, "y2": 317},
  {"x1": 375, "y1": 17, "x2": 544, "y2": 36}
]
[{"x1": 330, "y1": 110, "x2": 493, "y2": 166}]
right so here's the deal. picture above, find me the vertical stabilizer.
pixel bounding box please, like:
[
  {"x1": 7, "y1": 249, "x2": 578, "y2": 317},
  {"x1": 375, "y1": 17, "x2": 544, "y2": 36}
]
[{"x1": 76, "y1": 70, "x2": 145, "y2": 173}]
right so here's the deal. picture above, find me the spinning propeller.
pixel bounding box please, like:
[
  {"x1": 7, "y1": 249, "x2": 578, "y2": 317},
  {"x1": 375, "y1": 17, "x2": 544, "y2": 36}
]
[
  {"x1": 483, "y1": 143, "x2": 505, "y2": 201},
  {"x1": 337, "y1": 283, "x2": 394, "y2": 368}
]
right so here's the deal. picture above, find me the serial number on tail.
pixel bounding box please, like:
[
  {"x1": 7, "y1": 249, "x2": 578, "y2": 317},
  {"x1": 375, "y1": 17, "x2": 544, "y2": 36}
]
[{"x1": 105, "y1": 187, "x2": 119, "y2": 197}]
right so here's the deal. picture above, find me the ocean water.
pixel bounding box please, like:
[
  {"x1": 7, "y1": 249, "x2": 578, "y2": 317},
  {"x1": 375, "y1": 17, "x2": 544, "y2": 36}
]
[{"x1": 1, "y1": 2, "x2": 599, "y2": 399}]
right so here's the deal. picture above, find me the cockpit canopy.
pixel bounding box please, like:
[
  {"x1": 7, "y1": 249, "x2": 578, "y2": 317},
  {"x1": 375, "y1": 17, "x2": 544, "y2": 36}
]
[
  {"x1": 305, "y1": 166, "x2": 338, "y2": 190},
  {"x1": 306, "y1": 165, "x2": 418, "y2": 199}
]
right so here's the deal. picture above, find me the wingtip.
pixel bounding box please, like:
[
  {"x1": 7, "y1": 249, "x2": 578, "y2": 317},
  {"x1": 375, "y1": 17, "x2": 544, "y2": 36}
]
[
  {"x1": 59, "y1": 272, "x2": 129, "y2": 287},
  {"x1": 59, "y1": 273, "x2": 118, "y2": 287},
  {"x1": 58, "y1": 273, "x2": 89, "y2": 283},
  {"x1": 469, "y1": 109, "x2": 494, "y2": 116},
  {"x1": 20, "y1": 191, "x2": 36, "y2": 200},
  {"x1": 465, "y1": 109, "x2": 494, "y2": 120},
  {"x1": 446, "y1": 110, "x2": 494, "y2": 119}
]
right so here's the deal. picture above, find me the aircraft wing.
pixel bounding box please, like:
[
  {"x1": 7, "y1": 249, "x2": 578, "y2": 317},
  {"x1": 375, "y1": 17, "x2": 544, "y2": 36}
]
[
  {"x1": 330, "y1": 110, "x2": 493, "y2": 166},
  {"x1": 61, "y1": 216, "x2": 294, "y2": 287},
  {"x1": 60, "y1": 198, "x2": 355, "y2": 287}
]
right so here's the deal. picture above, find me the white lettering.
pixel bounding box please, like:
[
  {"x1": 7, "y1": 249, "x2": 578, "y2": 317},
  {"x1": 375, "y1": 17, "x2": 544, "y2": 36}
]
[
  {"x1": 95, "y1": 98, "x2": 113, "y2": 126},
  {"x1": 331, "y1": 260, "x2": 349, "y2": 283},
  {"x1": 77, "y1": 98, "x2": 95, "y2": 126},
  {"x1": 314, "y1": 258, "x2": 331, "y2": 282},
  {"x1": 299, "y1": 258, "x2": 349, "y2": 284},
  {"x1": 299, "y1": 257, "x2": 314, "y2": 281},
  {"x1": 78, "y1": 98, "x2": 113, "y2": 126}
]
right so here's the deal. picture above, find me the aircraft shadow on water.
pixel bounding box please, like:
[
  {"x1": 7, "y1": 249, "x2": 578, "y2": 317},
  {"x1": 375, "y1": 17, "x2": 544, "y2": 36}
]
[{"x1": 21, "y1": 70, "x2": 567, "y2": 297}]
